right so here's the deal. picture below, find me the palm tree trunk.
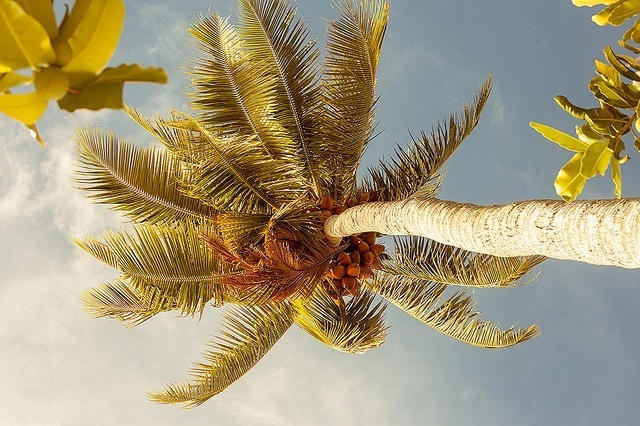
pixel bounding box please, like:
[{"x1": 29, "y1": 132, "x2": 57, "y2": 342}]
[{"x1": 324, "y1": 197, "x2": 640, "y2": 268}]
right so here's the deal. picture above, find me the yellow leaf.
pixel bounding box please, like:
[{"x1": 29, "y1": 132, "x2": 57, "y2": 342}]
[
  {"x1": 607, "y1": 0, "x2": 640, "y2": 25},
  {"x1": 592, "y1": 0, "x2": 640, "y2": 26},
  {"x1": 59, "y1": 0, "x2": 125, "y2": 87},
  {"x1": 0, "y1": 0, "x2": 54, "y2": 70},
  {"x1": 611, "y1": 157, "x2": 622, "y2": 197},
  {"x1": 530, "y1": 122, "x2": 589, "y2": 152},
  {"x1": 57, "y1": 64, "x2": 167, "y2": 112},
  {"x1": 91, "y1": 64, "x2": 167, "y2": 84},
  {"x1": 573, "y1": 0, "x2": 618, "y2": 6},
  {"x1": 554, "y1": 95, "x2": 589, "y2": 119},
  {"x1": 0, "y1": 71, "x2": 32, "y2": 92},
  {"x1": 14, "y1": 0, "x2": 57, "y2": 38},
  {"x1": 0, "y1": 91, "x2": 47, "y2": 125},
  {"x1": 580, "y1": 140, "x2": 613, "y2": 177},
  {"x1": 555, "y1": 153, "x2": 588, "y2": 201},
  {"x1": 623, "y1": 19, "x2": 640, "y2": 42}
]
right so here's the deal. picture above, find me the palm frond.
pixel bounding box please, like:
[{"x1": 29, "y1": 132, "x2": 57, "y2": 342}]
[
  {"x1": 216, "y1": 212, "x2": 273, "y2": 247},
  {"x1": 73, "y1": 127, "x2": 216, "y2": 225},
  {"x1": 237, "y1": 0, "x2": 324, "y2": 194},
  {"x1": 368, "y1": 272, "x2": 539, "y2": 348},
  {"x1": 293, "y1": 285, "x2": 387, "y2": 354},
  {"x1": 382, "y1": 236, "x2": 546, "y2": 288},
  {"x1": 170, "y1": 118, "x2": 305, "y2": 213},
  {"x1": 361, "y1": 76, "x2": 492, "y2": 201},
  {"x1": 188, "y1": 13, "x2": 298, "y2": 164},
  {"x1": 322, "y1": 0, "x2": 389, "y2": 198},
  {"x1": 75, "y1": 224, "x2": 232, "y2": 315},
  {"x1": 81, "y1": 279, "x2": 174, "y2": 328},
  {"x1": 123, "y1": 105, "x2": 195, "y2": 153},
  {"x1": 149, "y1": 302, "x2": 294, "y2": 407}
]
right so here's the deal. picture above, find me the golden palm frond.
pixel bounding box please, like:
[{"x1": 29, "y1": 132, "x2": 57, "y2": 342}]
[
  {"x1": 169, "y1": 118, "x2": 305, "y2": 213},
  {"x1": 236, "y1": 0, "x2": 324, "y2": 194},
  {"x1": 75, "y1": 224, "x2": 232, "y2": 314},
  {"x1": 149, "y1": 302, "x2": 294, "y2": 407},
  {"x1": 368, "y1": 272, "x2": 539, "y2": 348},
  {"x1": 322, "y1": 0, "x2": 389, "y2": 198},
  {"x1": 73, "y1": 127, "x2": 216, "y2": 225},
  {"x1": 123, "y1": 105, "x2": 195, "y2": 153},
  {"x1": 81, "y1": 279, "x2": 173, "y2": 328},
  {"x1": 293, "y1": 285, "x2": 387, "y2": 354},
  {"x1": 382, "y1": 236, "x2": 546, "y2": 288},
  {"x1": 361, "y1": 76, "x2": 492, "y2": 201},
  {"x1": 188, "y1": 13, "x2": 299, "y2": 164}
]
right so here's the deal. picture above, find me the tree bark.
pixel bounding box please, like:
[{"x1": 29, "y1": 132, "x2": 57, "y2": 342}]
[{"x1": 324, "y1": 197, "x2": 640, "y2": 268}]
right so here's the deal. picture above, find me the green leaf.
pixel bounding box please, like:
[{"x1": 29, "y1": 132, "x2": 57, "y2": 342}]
[
  {"x1": 580, "y1": 140, "x2": 613, "y2": 177},
  {"x1": 0, "y1": 71, "x2": 31, "y2": 91},
  {"x1": 59, "y1": 0, "x2": 125, "y2": 87},
  {"x1": 530, "y1": 122, "x2": 589, "y2": 152},
  {"x1": 0, "y1": 91, "x2": 47, "y2": 125},
  {"x1": 14, "y1": 0, "x2": 57, "y2": 38},
  {"x1": 58, "y1": 64, "x2": 167, "y2": 111},
  {"x1": 611, "y1": 156, "x2": 622, "y2": 197},
  {"x1": 0, "y1": 0, "x2": 54, "y2": 71},
  {"x1": 555, "y1": 152, "x2": 588, "y2": 201}
]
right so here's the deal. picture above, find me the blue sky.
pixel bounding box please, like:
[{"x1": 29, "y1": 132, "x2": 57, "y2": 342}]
[{"x1": 1, "y1": 1, "x2": 640, "y2": 424}]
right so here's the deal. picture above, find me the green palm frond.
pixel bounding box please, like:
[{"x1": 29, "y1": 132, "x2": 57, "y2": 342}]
[
  {"x1": 73, "y1": 127, "x2": 216, "y2": 225},
  {"x1": 81, "y1": 279, "x2": 175, "y2": 328},
  {"x1": 368, "y1": 272, "x2": 539, "y2": 348},
  {"x1": 293, "y1": 285, "x2": 387, "y2": 354},
  {"x1": 361, "y1": 76, "x2": 492, "y2": 201},
  {"x1": 382, "y1": 236, "x2": 546, "y2": 288},
  {"x1": 237, "y1": 0, "x2": 324, "y2": 194},
  {"x1": 170, "y1": 118, "x2": 305, "y2": 213},
  {"x1": 149, "y1": 302, "x2": 294, "y2": 407},
  {"x1": 75, "y1": 224, "x2": 232, "y2": 314},
  {"x1": 322, "y1": 0, "x2": 389, "y2": 198}
]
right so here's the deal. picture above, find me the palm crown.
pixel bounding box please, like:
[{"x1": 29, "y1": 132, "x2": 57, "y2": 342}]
[{"x1": 75, "y1": 0, "x2": 544, "y2": 407}]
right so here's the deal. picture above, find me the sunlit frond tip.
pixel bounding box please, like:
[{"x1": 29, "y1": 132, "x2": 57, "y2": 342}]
[
  {"x1": 148, "y1": 303, "x2": 294, "y2": 407},
  {"x1": 368, "y1": 273, "x2": 539, "y2": 348}
]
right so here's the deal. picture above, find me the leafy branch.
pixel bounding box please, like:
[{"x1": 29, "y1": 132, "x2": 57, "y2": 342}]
[{"x1": 530, "y1": 0, "x2": 640, "y2": 200}]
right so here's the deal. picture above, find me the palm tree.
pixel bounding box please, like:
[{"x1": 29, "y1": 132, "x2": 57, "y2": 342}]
[{"x1": 73, "y1": 0, "x2": 630, "y2": 407}]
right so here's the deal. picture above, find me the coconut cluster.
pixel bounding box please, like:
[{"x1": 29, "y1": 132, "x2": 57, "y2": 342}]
[{"x1": 316, "y1": 193, "x2": 386, "y2": 299}]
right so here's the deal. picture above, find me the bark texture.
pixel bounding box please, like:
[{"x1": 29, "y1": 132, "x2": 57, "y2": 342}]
[{"x1": 324, "y1": 198, "x2": 640, "y2": 268}]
